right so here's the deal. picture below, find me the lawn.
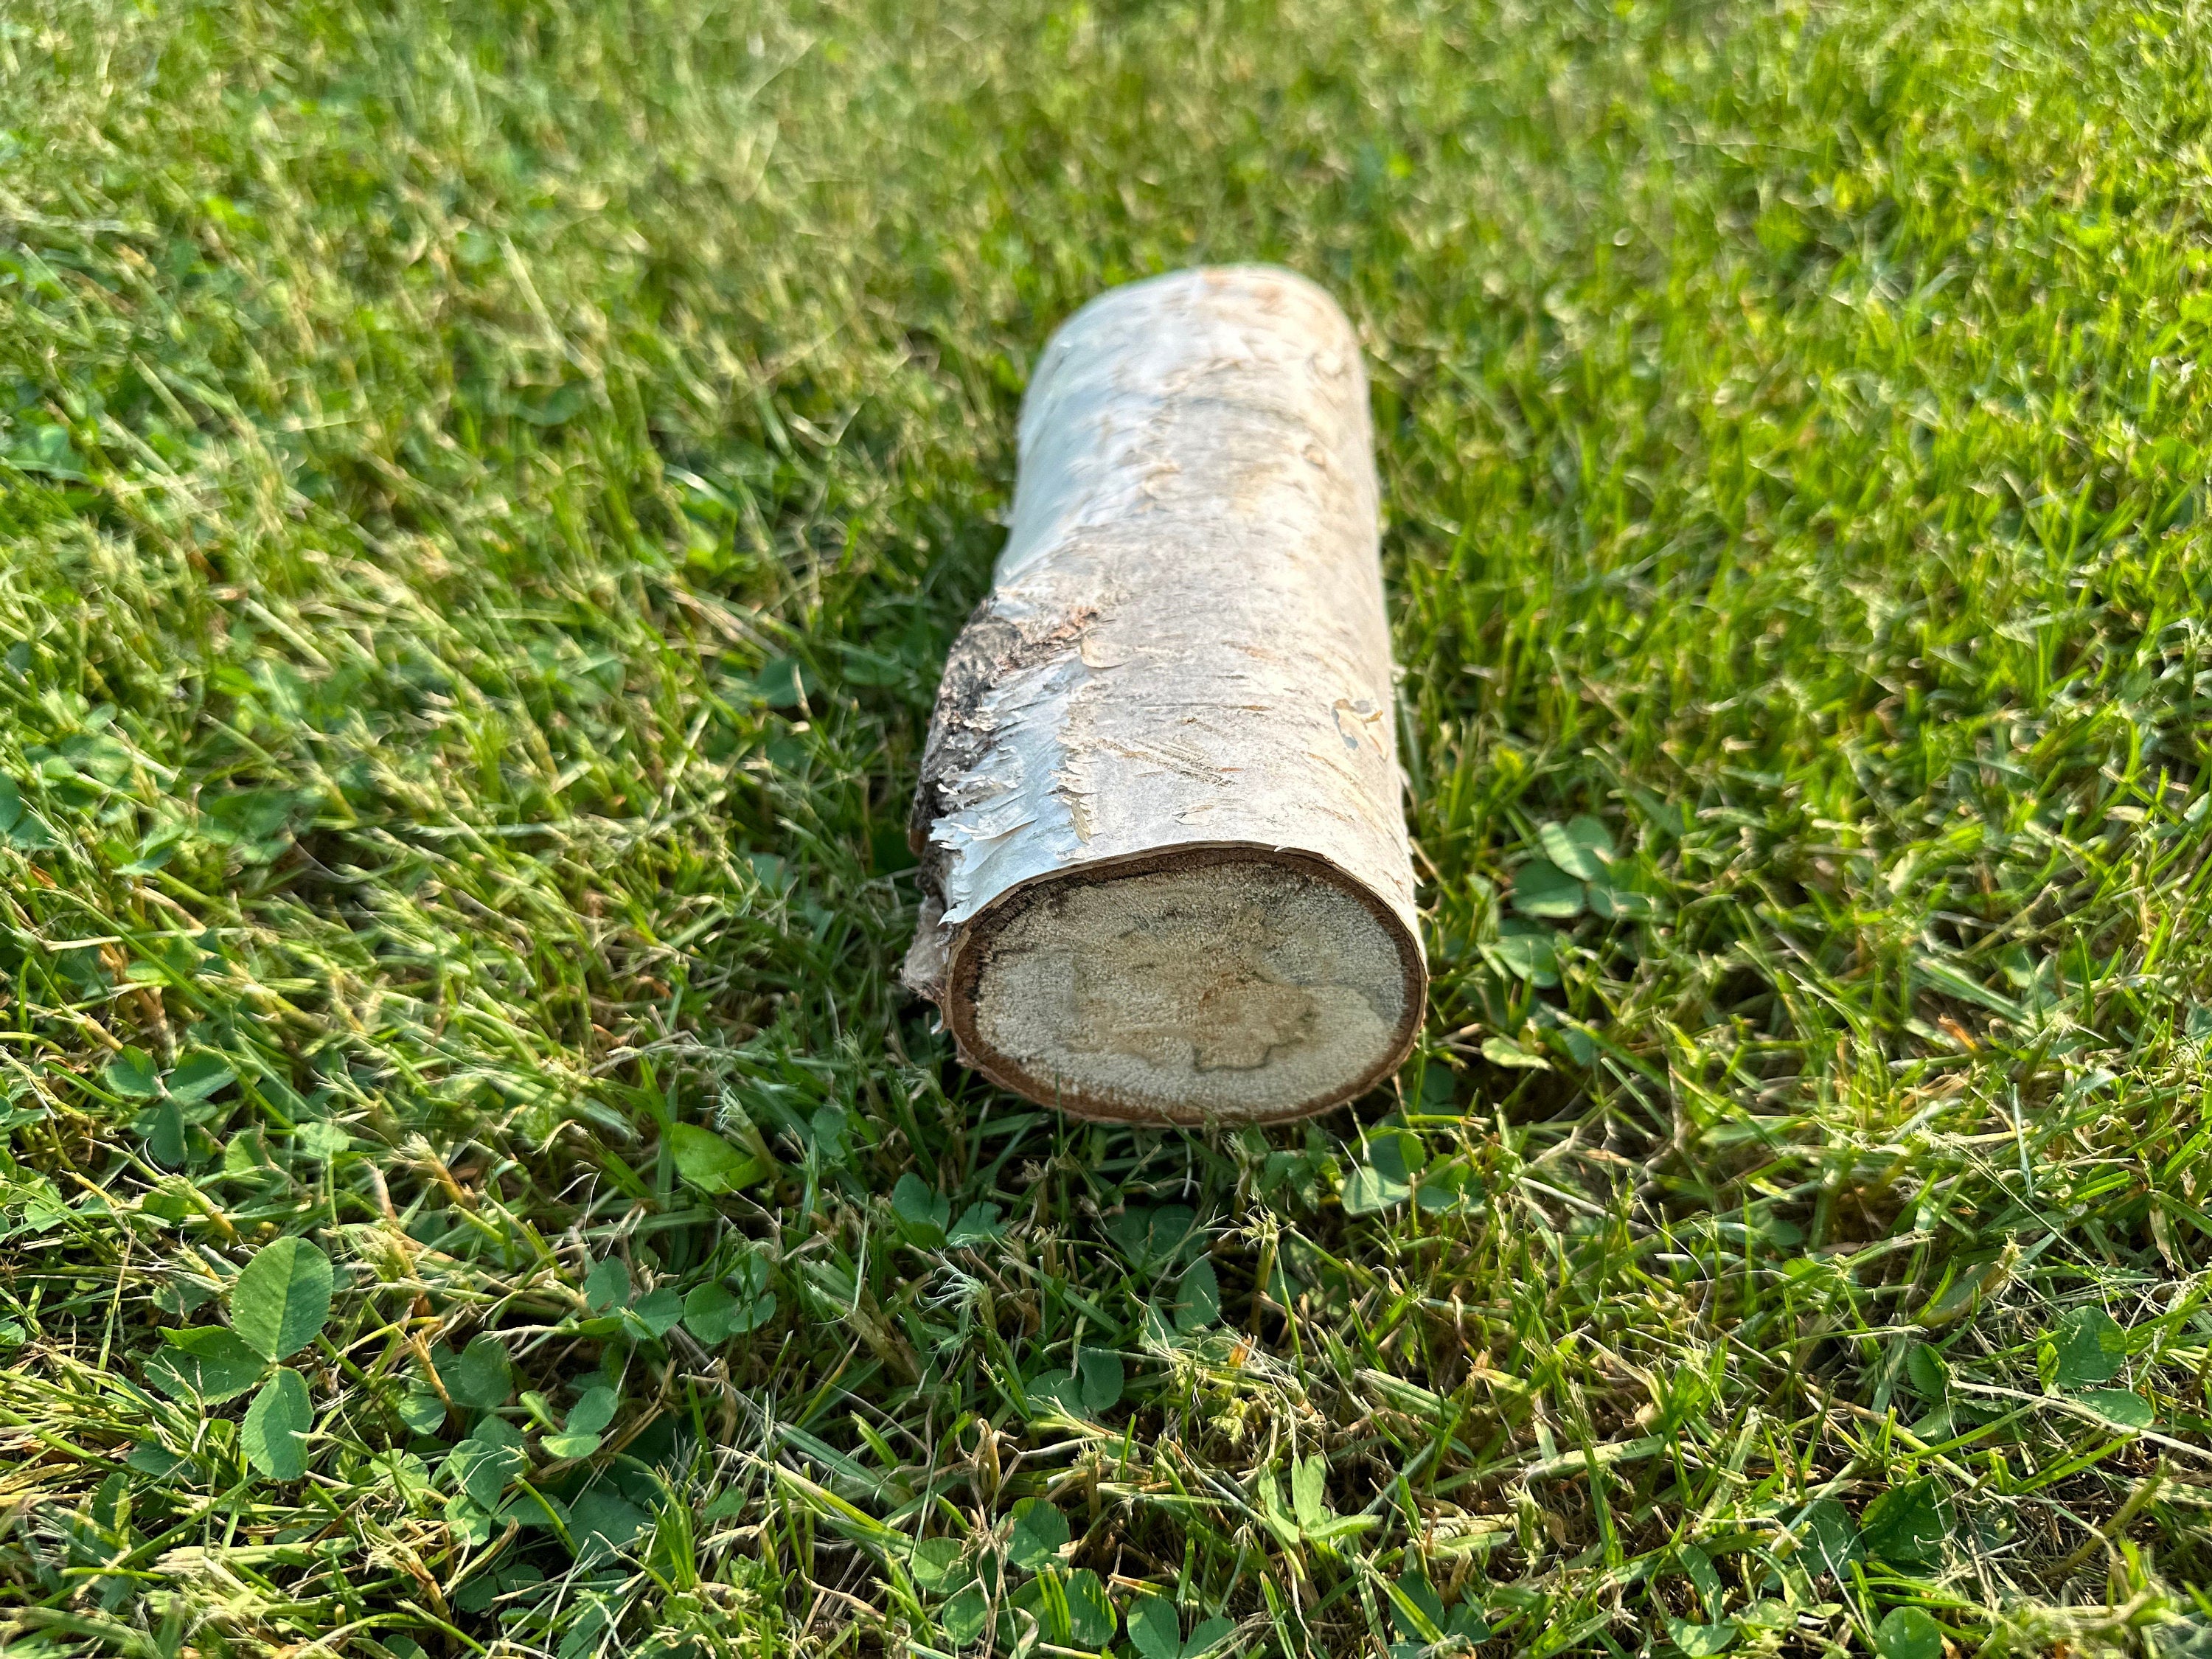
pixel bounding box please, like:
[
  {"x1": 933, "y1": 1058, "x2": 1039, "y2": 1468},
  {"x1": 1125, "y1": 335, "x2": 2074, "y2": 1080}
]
[{"x1": 4, "y1": 0, "x2": 2211, "y2": 1654}]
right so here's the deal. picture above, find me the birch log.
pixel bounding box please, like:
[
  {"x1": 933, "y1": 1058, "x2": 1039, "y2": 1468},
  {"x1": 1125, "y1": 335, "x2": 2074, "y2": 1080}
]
[{"x1": 904, "y1": 265, "x2": 1425, "y2": 1126}]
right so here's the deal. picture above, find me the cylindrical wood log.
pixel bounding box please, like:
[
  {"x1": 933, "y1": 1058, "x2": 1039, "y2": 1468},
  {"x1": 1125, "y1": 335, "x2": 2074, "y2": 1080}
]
[{"x1": 904, "y1": 265, "x2": 1425, "y2": 1126}]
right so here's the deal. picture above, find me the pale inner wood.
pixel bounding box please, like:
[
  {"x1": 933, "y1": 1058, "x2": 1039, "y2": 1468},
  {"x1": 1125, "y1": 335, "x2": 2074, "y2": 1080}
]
[{"x1": 965, "y1": 856, "x2": 1413, "y2": 1122}]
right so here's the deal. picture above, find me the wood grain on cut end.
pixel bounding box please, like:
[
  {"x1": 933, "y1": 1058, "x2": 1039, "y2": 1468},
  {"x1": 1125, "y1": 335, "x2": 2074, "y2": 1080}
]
[{"x1": 945, "y1": 846, "x2": 1425, "y2": 1125}]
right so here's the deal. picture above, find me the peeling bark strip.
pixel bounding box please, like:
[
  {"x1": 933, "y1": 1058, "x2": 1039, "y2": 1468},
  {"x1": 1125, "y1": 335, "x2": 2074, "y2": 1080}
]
[{"x1": 905, "y1": 266, "x2": 1425, "y2": 1125}]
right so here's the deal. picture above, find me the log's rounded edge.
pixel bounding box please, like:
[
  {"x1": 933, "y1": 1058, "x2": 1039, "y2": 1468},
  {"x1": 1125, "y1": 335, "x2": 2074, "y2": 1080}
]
[
  {"x1": 1015, "y1": 262, "x2": 1371, "y2": 461},
  {"x1": 941, "y1": 841, "x2": 1427, "y2": 1127}
]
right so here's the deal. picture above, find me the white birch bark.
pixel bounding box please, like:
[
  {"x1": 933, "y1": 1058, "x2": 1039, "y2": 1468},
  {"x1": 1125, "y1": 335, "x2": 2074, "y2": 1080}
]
[{"x1": 905, "y1": 265, "x2": 1425, "y2": 1125}]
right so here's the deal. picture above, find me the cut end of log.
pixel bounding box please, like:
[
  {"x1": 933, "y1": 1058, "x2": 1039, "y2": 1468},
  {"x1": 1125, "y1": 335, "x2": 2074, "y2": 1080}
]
[{"x1": 943, "y1": 846, "x2": 1425, "y2": 1126}]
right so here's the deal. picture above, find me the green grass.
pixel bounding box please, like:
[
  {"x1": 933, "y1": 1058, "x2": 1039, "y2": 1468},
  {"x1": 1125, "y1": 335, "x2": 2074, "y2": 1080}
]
[{"x1": 3, "y1": 0, "x2": 2212, "y2": 1653}]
